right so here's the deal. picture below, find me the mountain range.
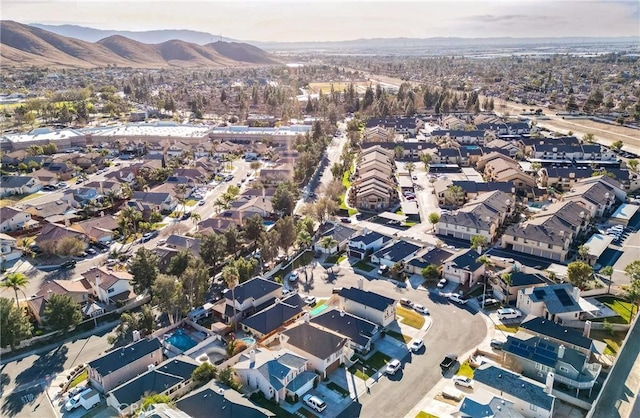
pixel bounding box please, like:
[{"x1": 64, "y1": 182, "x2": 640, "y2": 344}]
[
  {"x1": 30, "y1": 23, "x2": 640, "y2": 55},
  {"x1": 0, "y1": 21, "x2": 278, "y2": 69}
]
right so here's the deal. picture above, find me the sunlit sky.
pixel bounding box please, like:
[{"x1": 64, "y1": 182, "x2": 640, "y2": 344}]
[{"x1": 3, "y1": 0, "x2": 639, "y2": 42}]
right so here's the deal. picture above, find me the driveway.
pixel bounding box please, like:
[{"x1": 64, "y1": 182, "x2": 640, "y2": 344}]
[{"x1": 374, "y1": 335, "x2": 410, "y2": 361}]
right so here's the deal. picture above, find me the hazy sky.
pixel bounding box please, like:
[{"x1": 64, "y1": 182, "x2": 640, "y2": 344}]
[{"x1": 3, "y1": 0, "x2": 639, "y2": 42}]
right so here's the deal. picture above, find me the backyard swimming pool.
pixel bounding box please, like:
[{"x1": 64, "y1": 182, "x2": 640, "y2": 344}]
[
  {"x1": 166, "y1": 329, "x2": 198, "y2": 352},
  {"x1": 241, "y1": 337, "x2": 256, "y2": 346},
  {"x1": 309, "y1": 304, "x2": 328, "y2": 316}
]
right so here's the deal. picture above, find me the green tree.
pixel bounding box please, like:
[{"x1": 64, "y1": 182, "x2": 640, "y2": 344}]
[
  {"x1": 471, "y1": 235, "x2": 488, "y2": 252},
  {"x1": 167, "y1": 250, "x2": 192, "y2": 277},
  {"x1": 224, "y1": 227, "x2": 243, "y2": 256},
  {"x1": 578, "y1": 245, "x2": 590, "y2": 261},
  {"x1": 628, "y1": 159, "x2": 639, "y2": 171},
  {"x1": 140, "y1": 304, "x2": 155, "y2": 334},
  {"x1": 501, "y1": 272, "x2": 513, "y2": 303},
  {"x1": 1, "y1": 272, "x2": 29, "y2": 307},
  {"x1": 272, "y1": 181, "x2": 298, "y2": 216},
  {"x1": 318, "y1": 236, "x2": 338, "y2": 254},
  {"x1": 625, "y1": 261, "x2": 640, "y2": 284},
  {"x1": 181, "y1": 257, "x2": 209, "y2": 308},
  {"x1": 296, "y1": 229, "x2": 312, "y2": 251},
  {"x1": 600, "y1": 265, "x2": 614, "y2": 294},
  {"x1": 152, "y1": 275, "x2": 184, "y2": 324},
  {"x1": 276, "y1": 216, "x2": 297, "y2": 255},
  {"x1": 199, "y1": 233, "x2": 227, "y2": 268},
  {"x1": 222, "y1": 264, "x2": 239, "y2": 331},
  {"x1": 44, "y1": 294, "x2": 82, "y2": 334},
  {"x1": 582, "y1": 133, "x2": 596, "y2": 143},
  {"x1": 192, "y1": 362, "x2": 217, "y2": 387},
  {"x1": 258, "y1": 230, "x2": 280, "y2": 263},
  {"x1": 444, "y1": 185, "x2": 464, "y2": 206},
  {"x1": 243, "y1": 214, "x2": 266, "y2": 245},
  {"x1": 428, "y1": 212, "x2": 440, "y2": 231},
  {"x1": 625, "y1": 281, "x2": 640, "y2": 320},
  {"x1": 405, "y1": 162, "x2": 416, "y2": 174},
  {"x1": 0, "y1": 297, "x2": 33, "y2": 350},
  {"x1": 129, "y1": 247, "x2": 159, "y2": 294},
  {"x1": 421, "y1": 264, "x2": 440, "y2": 281},
  {"x1": 611, "y1": 140, "x2": 623, "y2": 151},
  {"x1": 56, "y1": 236, "x2": 85, "y2": 256},
  {"x1": 567, "y1": 261, "x2": 593, "y2": 290},
  {"x1": 218, "y1": 368, "x2": 242, "y2": 391},
  {"x1": 138, "y1": 394, "x2": 171, "y2": 413}
]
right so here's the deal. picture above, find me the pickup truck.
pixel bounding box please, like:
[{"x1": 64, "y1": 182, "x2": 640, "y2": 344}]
[
  {"x1": 440, "y1": 353, "x2": 458, "y2": 371},
  {"x1": 65, "y1": 388, "x2": 100, "y2": 411}
]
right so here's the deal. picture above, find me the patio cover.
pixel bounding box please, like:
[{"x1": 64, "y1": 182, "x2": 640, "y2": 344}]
[{"x1": 378, "y1": 212, "x2": 407, "y2": 222}]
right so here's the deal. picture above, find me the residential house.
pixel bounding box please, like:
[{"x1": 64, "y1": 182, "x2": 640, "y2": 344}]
[
  {"x1": 313, "y1": 222, "x2": 358, "y2": 255},
  {"x1": 362, "y1": 126, "x2": 396, "y2": 143},
  {"x1": 405, "y1": 247, "x2": 454, "y2": 275},
  {"x1": 27, "y1": 279, "x2": 90, "y2": 325},
  {"x1": 129, "y1": 191, "x2": 177, "y2": 214},
  {"x1": 483, "y1": 156, "x2": 536, "y2": 192},
  {"x1": 0, "y1": 233, "x2": 22, "y2": 263},
  {"x1": 502, "y1": 334, "x2": 602, "y2": 392},
  {"x1": 83, "y1": 181, "x2": 123, "y2": 199},
  {"x1": 347, "y1": 230, "x2": 392, "y2": 259},
  {"x1": 484, "y1": 139, "x2": 521, "y2": 158},
  {"x1": 106, "y1": 356, "x2": 199, "y2": 415},
  {"x1": 81, "y1": 267, "x2": 135, "y2": 305},
  {"x1": 477, "y1": 122, "x2": 509, "y2": 136},
  {"x1": 311, "y1": 309, "x2": 380, "y2": 354},
  {"x1": 454, "y1": 390, "x2": 522, "y2": 418},
  {"x1": 473, "y1": 364, "x2": 555, "y2": 418},
  {"x1": 234, "y1": 349, "x2": 316, "y2": 404},
  {"x1": 241, "y1": 293, "x2": 305, "y2": 340},
  {"x1": 370, "y1": 239, "x2": 422, "y2": 269},
  {"x1": 562, "y1": 176, "x2": 622, "y2": 218},
  {"x1": 436, "y1": 190, "x2": 514, "y2": 243},
  {"x1": 432, "y1": 130, "x2": 487, "y2": 145},
  {"x1": 35, "y1": 223, "x2": 89, "y2": 252},
  {"x1": 71, "y1": 216, "x2": 118, "y2": 244},
  {"x1": 0, "y1": 206, "x2": 36, "y2": 233},
  {"x1": 432, "y1": 148, "x2": 462, "y2": 165},
  {"x1": 442, "y1": 249, "x2": 485, "y2": 287},
  {"x1": 493, "y1": 270, "x2": 547, "y2": 304},
  {"x1": 214, "y1": 277, "x2": 283, "y2": 324},
  {"x1": 175, "y1": 383, "x2": 274, "y2": 418},
  {"x1": 105, "y1": 166, "x2": 139, "y2": 185},
  {"x1": 350, "y1": 146, "x2": 398, "y2": 211},
  {"x1": 279, "y1": 322, "x2": 348, "y2": 378},
  {"x1": 88, "y1": 338, "x2": 164, "y2": 393},
  {"x1": 516, "y1": 284, "x2": 583, "y2": 324},
  {"x1": 365, "y1": 117, "x2": 422, "y2": 137},
  {"x1": 24, "y1": 200, "x2": 78, "y2": 224},
  {"x1": 519, "y1": 316, "x2": 604, "y2": 358},
  {"x1": 0, "y1": 175, "x2": 41, "y2": 197},
  {"x1": 338, "y1": 286, "x2": 396, "y2": 328}
]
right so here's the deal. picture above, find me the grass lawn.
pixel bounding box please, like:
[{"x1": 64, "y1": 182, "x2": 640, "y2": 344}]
[
  {"x1": 152, "y1": 223, "x2": 167, "y2": 230},
  {"x1": 397, "y1": 306, "x2": 426, "y2": 329},
  {"x1": 184, "y1": 199, "x2": 198, "y2": 206},
  {"x1": 404, "y1": 221, "x2": 418, "y2": 227},
  {"x1": 416, "y1": 412, "x2": 439, "y2": 418},
  {"x1": 457, "y1": 361, "x2": 475, "y2": 378},
  {"x1": 348, "y1": 365, "x2": 373, "y2": 380},
  {"x1": 353, "y1": 260, "x2": 374, "y2": 272},
  {"x1": 595, "y1": 296, "x2": 634, "y2": 324},
  {"x1": 342, "y1": 170, "x2": 352, "y2": 188},
  {"x1": 325, "y1": 252, "x2": 345, "y2": 265},
  {"x1": 363, "y1": 351, "x2": 391, "y2": 370},
  {"x1": 387, "y1": 330, "x2": 412, "y2": 343},
  {"x1": 591, "y1": 330, "x2": 627, "y2": 356},
  {"x1": 327, "y1": 381, "x2": 350, "y2": 397},
  {"x1": 495, "y1": 324, "x2": 520, "y2": 333},
  {"x1": 250, "y1": 393, "x2": 296, "y2": 418},
  {"x1": 18, "y1": 192, "x2": 45, "y2": 202},
  {"x1": 69, "y1": 369, "x2": 88, "y2": 388}
]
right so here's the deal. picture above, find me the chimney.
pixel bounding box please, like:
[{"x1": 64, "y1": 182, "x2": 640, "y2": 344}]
[
  {"x1": 147, "y1": 364, "x2": 155, "y2": 371},
  {"x1": 95, "y1": 274, "x2": 101, "y2": 288},
  {"x1": 558, "y1": 345, "x2": 565, "y2": 359},
  {"x1": 249, "y1": 349, "x2": 256, "y2": 365},
  {"x1": 545, "y1": 372, "x2": 555, "y2": 394},
  {"x1": 572, "y1": 286, "x2": 580, "y2": 301},
  {"x1": 477, "y1": 246, "x2": 482, "y2": 254},
  {"x1": 358, "y1": 278, "x2": 364, "y2": 290},
  {"x1": 363, "y1": 227, "x2": 369, "y2": 235},
  {"x1": 583, "y1": 320, "x2": 592, "y2": 338},
  {"x1": 303, "y1": 313, "x2": 310, "y2": 323},
  {"x1": 340, "y1": 310, "x2": 345, "y2": 317},
  {"x1": 132, "y1": 330, "x2": 141, "y2": 342}
]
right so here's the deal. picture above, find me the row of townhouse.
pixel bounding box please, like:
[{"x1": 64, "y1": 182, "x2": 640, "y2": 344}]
[
  {"x1": 435, "y1": 190, "x2": 515, "y2": 243},
  {"x1": 539, "y1": 166, "x2": 640, "y2": 193},
  {"x1": 349, "y1": 146, "x2": 399, "y2": 211},
  {"x1": 433, "y1": 179, "x2": 515, "y2": 206},
  {"x1": 365, "y1": 116, "x2": 423, "y2": 137}
]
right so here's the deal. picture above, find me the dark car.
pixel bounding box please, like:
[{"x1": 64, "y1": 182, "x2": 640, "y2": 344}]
[
  {"x1": 440, "y1": 353, "x2": 458, "y2": 371},
  {"x1": 180, "y1": 212, "x2": 192, "y2": 220},
  {"x1": 490, "y1": 339, "x2": 504, "y2": 350},
  {"x1": 340, "y1": 217, "x2": 352, "y2": 223},
  {"x1": 60, "y1": 260, "x2": 77, "y2": 269}
]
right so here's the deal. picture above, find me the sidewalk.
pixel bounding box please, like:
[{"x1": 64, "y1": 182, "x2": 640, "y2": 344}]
[{"x1": 0, "y1": 320, "x2": 119, "y2": 366}]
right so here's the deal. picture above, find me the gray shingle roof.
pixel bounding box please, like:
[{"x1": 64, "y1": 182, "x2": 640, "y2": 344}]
[
  {"x1": 338, "y1": 287, "x2": 395, "y2": 312},
  {"x1": 350, "y1": 231, "x2": 391, "y2": 246},
  {"x1": 241, "y1": 294, "x2": 303, "y2": 335},
  {"x1": 282, "y1": 323, "x2": 346, "y2": 359},
  {"x1": 311, "y1": 309, "x2": 378, "y2": 348},
  {"x1": 176, "y1": 386, "x2": 272, "y2": 418},
  {"x1": 372, "y1": 240, "x2": 422, "y2": 263},
  {"x1": 446, "y1": 249, "x2": 482, "y2": 271},
  {"x1": 1, "y1": 175, "x2": 34, "y2": 188},
  {"x1": 88, "y1": 338, "x2": 162, "y2": 377},
  {"x1": 224, "y1": 277, "x2": 281, "y2": 304},
  {"x1": 520, "y1": 317, "x2": 593, "y2": 350},
  {"x1": 473, "y1": 364, "x2": 554, "y2": 411}
]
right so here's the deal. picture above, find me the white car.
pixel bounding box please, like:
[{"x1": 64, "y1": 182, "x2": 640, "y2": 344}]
[
  {"x1": 449, "y1": 293, "x2": 467, "y2": 305},
  {"x1": 303, "y1": 394, "x2": 327, "y2": 413},
  {"x1": 497, "y1": 308, "x2": 522, "y2": 320},
  {"x1": 386, "y1": 359, "x2": 402, "y2": 375},
  {"x1": 304, "y1": 295, "x2": 317, "y2": 305},
  {"x1": 437, "y1": 278, "x2": 448, "y2": 289},
  {"x1": 412, "y1": 304, "x2": 429, "y2": 315},
  {"x1": 288, "y1": 271, "x2": 299, "y2": 282},
  {"x1": 409, "y1": 339, "x2": 424, "y2": 352},
  {"x1": 452, "y1": 375, "x2": 474, "y2": 388}
]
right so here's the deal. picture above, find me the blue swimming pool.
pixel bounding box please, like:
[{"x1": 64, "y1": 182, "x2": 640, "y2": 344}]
[
  {"x1": 166, "y1": 329, "x2": 198, "y2": 352},
  {"x1": 241, "y1": 337, "x2": 256, "y2": 346},
  {"x1": 263, "y1": 221, "x2": 275, "y2": 227}
]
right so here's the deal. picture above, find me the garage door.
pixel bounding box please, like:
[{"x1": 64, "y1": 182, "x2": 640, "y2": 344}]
[{"x1": 325, "y1": 359, "x2": 341, "y2": 376}]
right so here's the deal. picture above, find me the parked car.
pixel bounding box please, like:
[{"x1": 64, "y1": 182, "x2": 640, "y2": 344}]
[
  {"x1": 198, "y1": 200, "x2": 206, "y2": 206},
  {"x1": 60, "y1": 260, "x2": 77, "y2": 269},
  {"x1": 303, "y1": 394, "x2": 326, "y2": 413},
  {"x1": 412, "y1": 303, "x2": 429, "y2": 315},
  {"x1": 304, "y1": 295, "x2": 317, "y2": 305},
  {"x1": 385, "y1": 359, "x2": 402, "y2": 375},
  {"x1": 448, "y1": 293, "x2": 467, "y2": 305},
  {"x1": 440, "y1": 353, "x2": 458, "y2": 371},
  {"x1": 399, "y1": 298, "x2": 413, "y2": 308},
  {"x1": 497, "y1": 308, "x2": 522, "y2": 320},
  {"x1": 288, "y1": 271, "x2": 300, "y2": 282},
  {"x1": 490, "y1": 339, "x2": 505, "y2": 350},
  {"x1": 409, "y1": 339, "x2": 424, "y2": 353},
  {"x1": 340, "y1": 217, "x2": 352, "y2": 223},
  {"x1": 180, "y1": 212, "x2": 192, "y2": 220},
  {"x1": 377, "y1": 265, "x2": 389, "y2": 275},
  {"x1": 86, "y1": 248, "x2": 97, "y2": 256},
  {"x1": 437, "y1": 278, "x2": 448, "y2": 289},
  {"x1": 452, "y1": 375, "x2": 474, "y2": 388}
]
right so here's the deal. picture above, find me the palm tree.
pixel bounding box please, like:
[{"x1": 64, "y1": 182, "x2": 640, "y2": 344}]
[
  {"x1": 501, "y1": 273, "x2": 512, "y2": 306},
  {"x1": 600, "y1": 265, "x2": 614, "y2": 294},
  {"x1": 222, "y1": 264, "x2": 240, "y2": 332},
  {"x1": 191, "y1": 213, "x2": 201, "y2": 231},
  {"x1": 405, "y1": 162, "x2": 416, "y2": 175},
  {"x1": 625, "y1": 284, "x2": 640, "y2": 320},
  {"x1": 319, "y1": 236, "x2": 338, "y2": 254},
  {"x1": 1, "y1": 272, "x2": 29, "y2": 307}
]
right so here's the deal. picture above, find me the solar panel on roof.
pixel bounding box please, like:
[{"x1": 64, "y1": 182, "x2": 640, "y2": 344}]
[
  {"x1": 554, "y1": 288, "x2": 575, "y2": 307},
  {"x1": 533, "y1": 289, "x2": 546, "y2": 299}
]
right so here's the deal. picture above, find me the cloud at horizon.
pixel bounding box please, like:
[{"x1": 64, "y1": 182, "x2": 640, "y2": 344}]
[{"x1": 3, "y1": 0, "x2": 639, "y2": 42}]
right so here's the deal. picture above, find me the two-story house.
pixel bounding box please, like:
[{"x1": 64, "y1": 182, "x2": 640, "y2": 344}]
[
  {"x1": 338, "y1": 286, "x2": 396, "y2": 328},
  {"x1": 0, "y1": 175, "x2": 42, "y2": 197},
  {"x1": 88, "y1": 337, "x2": 164, "y2": 393},
  {"x1": 235, "y1": 349, "x2": 316, "y2": 404},
  {"x1": 0, "y1": 206, "x2": 35, "y2": 232},
  {"x1": 214, "y1": 277, "x2": 283, "y2": 324},
  {"x1": 370, "y1": 239, "x2": 422, "y2": 269},
  {"x1": 442, "y1": 249, "x2": 485, "y2": 287},
  {"x1": 0, "y1": 233, "x2": 22, "y2": 263},
  {"x1": 240, "y1": 293, "x2": 305, "y2": 340},
  {"x1": 311, "y1": 309, "x2": 380, "y2": 354},
  {"x1": 347, "y1": 230, "x2": 392, "y2": 259},
  {"x1": 81, "y1": 267, "x2": 135, "y2": 305},
  {"x1": 279, "y1": 322, "x2": 348, "y2": 378},
  {"x1": 516, "y1": 284, "x2": 583, "y2": 324},
  {"x1": 129, "y1": 191, "x2": 177, "y2": 214}
]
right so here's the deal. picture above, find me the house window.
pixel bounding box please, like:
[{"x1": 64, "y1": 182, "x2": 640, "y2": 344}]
[
  {"x1": 530, "y1": 404, "x2": 538, "y2": 412},
  {"x1": 108, "y1": 288, "x2": 115, "y2": 293},
  {"x1": 559, "y1": 366, "x2": 569, "y2": 373}
]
